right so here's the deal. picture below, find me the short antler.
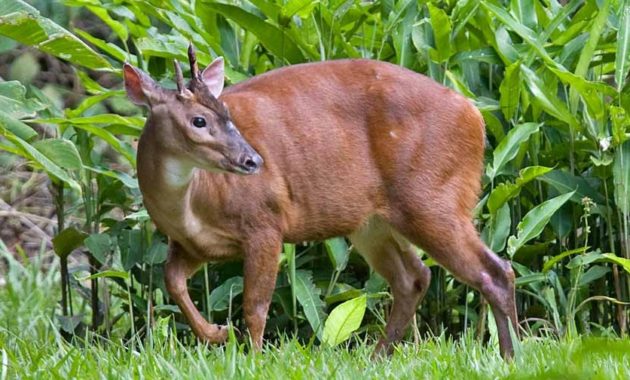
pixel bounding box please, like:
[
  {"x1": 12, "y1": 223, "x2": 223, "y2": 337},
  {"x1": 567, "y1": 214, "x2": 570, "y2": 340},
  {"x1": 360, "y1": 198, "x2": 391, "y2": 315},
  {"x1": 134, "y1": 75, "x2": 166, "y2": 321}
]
[
  {"x1": 188, "y1": 43, "x2": 200, "y2": 81},
  {"x1": 173, "y1": 60, "x2": 185, "y2": 94}
]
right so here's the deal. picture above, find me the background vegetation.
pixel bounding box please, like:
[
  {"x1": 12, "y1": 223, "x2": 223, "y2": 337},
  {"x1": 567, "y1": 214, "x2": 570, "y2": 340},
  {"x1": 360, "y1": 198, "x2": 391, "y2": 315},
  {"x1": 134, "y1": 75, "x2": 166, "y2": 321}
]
[{"x1": 0, "y1": 0, "x2": 629, "y2": 373}]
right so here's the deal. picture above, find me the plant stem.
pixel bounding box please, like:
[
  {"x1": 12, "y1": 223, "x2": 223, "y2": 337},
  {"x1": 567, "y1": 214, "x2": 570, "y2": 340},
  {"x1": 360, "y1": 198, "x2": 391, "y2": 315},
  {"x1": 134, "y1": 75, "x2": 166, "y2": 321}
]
[
  {"x1": 54, "y1": 182, "x2": 68, "y2": 317},
  {"x1": 604, "y1": 179, "x2": 627, "y2": 335}
]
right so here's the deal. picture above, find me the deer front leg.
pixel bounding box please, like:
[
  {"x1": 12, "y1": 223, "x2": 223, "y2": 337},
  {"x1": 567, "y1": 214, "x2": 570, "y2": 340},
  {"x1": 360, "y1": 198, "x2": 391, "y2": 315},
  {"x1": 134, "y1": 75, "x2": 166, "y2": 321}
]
[
  {"x1": 242, "y1": 235, "x2": 282, "y2": 350},
  {"x1": 165, "y1": 242, "x2": 228, "y2": 343}
]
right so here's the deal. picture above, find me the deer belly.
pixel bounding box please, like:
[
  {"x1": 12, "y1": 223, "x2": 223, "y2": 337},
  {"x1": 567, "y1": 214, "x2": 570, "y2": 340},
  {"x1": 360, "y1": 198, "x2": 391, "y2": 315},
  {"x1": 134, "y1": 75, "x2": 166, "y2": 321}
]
[
  {"x1": 282, "y1": 201, "x2": 376, "y2": 242},
  {"x1": 156, "y1": 215, "x2": 242, "y2": 261}
]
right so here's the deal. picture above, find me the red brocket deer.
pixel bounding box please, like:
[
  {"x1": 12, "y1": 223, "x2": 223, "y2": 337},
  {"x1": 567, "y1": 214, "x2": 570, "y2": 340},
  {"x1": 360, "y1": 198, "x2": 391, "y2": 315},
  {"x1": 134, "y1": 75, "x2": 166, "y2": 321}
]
[{"x1": 123, "y1": 45, "x2": 518, "y2": 358}]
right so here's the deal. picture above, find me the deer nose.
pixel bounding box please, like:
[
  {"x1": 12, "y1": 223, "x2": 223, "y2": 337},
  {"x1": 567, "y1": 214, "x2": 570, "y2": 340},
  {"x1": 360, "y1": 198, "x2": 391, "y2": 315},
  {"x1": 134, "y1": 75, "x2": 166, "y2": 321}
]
[{"x1": 239, "y1": 152, "x2": 264, "y2": 173}]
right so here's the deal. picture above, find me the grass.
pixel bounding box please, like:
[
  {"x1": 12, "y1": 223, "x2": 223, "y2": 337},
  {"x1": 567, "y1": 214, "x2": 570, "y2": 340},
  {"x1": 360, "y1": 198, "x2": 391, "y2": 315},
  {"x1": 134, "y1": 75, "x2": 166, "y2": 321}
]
[{"x1": 1, "y1": 252, "x2": 630, "y2": 380}]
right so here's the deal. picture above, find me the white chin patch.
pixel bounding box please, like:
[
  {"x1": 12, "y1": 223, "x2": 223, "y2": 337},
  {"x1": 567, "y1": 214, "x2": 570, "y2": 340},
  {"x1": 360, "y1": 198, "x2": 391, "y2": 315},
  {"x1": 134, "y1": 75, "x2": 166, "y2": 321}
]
[{"x1": 163, "y1": 157, "x2": 194, "y2": 187}]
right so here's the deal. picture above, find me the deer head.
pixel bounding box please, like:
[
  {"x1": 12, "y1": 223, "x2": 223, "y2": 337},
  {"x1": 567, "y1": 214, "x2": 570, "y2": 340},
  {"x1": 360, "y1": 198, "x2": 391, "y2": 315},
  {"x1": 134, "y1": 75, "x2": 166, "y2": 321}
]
[{"x1": 123, "y1": 44, "x2": 263, "y2": 175}]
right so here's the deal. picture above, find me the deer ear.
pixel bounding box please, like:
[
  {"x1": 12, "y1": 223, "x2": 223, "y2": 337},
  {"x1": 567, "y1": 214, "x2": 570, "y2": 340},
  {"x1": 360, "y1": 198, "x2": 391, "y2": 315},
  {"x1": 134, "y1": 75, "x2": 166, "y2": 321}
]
[
  {"x1": 200, "y1": 57, "x2": 225, "y2": 98},
  {"x1": 123, "y1": 63, "x2": 161, "y2": 106}
]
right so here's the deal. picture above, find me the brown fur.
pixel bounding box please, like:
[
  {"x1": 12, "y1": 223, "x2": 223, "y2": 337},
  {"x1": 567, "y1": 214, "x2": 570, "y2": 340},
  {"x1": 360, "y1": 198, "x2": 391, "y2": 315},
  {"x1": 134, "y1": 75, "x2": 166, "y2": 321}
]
[{"x1": 126, "y1": 57, "x2": 518, "y2": 357}]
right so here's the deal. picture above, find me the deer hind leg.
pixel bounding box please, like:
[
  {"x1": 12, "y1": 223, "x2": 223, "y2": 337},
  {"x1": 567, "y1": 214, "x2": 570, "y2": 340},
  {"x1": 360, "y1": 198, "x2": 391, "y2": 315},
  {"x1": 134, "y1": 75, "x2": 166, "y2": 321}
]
[
  {"x1": 391, "y1": 210, "x2": 518, "y2": 358},
  {"x1": 165, "y1": 242, "x2": 228, "y2": 343},
  {"x1": 349, "y1": 216, "x2": 431, "y2": 356}
]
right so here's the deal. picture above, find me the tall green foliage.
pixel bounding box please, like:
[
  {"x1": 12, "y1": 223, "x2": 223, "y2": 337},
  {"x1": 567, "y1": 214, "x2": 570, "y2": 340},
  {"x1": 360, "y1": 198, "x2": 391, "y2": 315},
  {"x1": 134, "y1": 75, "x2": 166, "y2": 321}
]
[{"x1": 0, "y1": 0, "x2": 628, "y2": 345}]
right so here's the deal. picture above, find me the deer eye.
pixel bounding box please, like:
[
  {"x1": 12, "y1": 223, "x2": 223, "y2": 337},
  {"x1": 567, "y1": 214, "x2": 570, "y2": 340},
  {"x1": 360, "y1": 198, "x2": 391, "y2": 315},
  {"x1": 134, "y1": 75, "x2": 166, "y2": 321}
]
[{"x1": 192, "y1": 117, "x2": 207, "y2": 128}]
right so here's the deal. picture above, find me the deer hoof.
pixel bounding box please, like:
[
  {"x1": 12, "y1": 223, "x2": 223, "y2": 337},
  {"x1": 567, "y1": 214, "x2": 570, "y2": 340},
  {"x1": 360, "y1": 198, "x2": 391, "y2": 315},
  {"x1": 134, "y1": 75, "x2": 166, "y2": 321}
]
[
  {"x1": 371, "y1": 339, "x2": 394, "y2": 359},
  {"x1": 199, "y1": 324, "x2": 229, "y2": 344}
]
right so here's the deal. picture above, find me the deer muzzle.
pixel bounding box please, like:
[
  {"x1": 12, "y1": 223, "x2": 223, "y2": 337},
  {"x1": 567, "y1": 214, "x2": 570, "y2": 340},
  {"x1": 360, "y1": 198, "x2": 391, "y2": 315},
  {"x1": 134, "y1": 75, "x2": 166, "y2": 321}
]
[{"x1": 235, "y1": 150, "x2": 264, "y2": 174}]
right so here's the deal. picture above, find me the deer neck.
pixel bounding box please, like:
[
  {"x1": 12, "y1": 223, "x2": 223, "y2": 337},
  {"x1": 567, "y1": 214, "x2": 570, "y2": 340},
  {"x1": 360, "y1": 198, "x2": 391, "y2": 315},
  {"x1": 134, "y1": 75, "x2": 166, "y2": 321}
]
[{"x1": 136, "y1": 128, "x2": 197, "y2": 225}]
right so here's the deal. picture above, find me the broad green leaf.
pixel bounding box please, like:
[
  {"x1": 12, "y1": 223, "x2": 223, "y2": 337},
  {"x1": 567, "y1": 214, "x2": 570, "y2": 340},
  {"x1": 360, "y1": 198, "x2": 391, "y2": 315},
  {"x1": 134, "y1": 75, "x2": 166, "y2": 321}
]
[
  {"x1": 216, "y1": 13, "x2": 239, "y2": 68},
  {"x1": 209, "y1": 276, "x2": 243, "y2": 311},
  {"x1": 281, "y1": 0, "x2": 319, "y2": 19},
  {"x1": 118, "y1": 229, "x2": 143, "y2": 271},
  {"x1": 84, "y1": 233, "x2": 112, "y2": 265},
  {"x1": 542, "y1": 286, "x2": 561, "y2": 328},
  {"x1": 295, "y1": 270, "x2": 326, "y2": 338},
  {"x1": 499, "y1": 61, "x2": 521, "y2": 120},
  {"x1": 74, "y1": 29, "x2": 129, "y2": 63},
  {"x1": 163, "y1": 10, "x2": 204, "y2": 42},
  {"x1": 427, "y1": 3, "x2": 452, "y2": 63},
  {"x1": 540, "y1": 0, "x2": 583, "y2": 44},
  {"x1": 37, "y1": 115, "x2": 145, "y2": 130},
  {"x1": 84, "y1": 166, "x2": 138, "y2": 189},
  {"x1": 613, "y1": 141, "x2": 630, "y2": 217},
  {"x1": 322, "y1": 294, "x2": 366, "y2": 346},
  {"x1": 78, "y1": 270, "x2": 130, "y2": 281},
  {"x1": 198, "y1": 1, "x2": 306, "y2": 64},
  {"x1": 445, "y1": 70, "x2": 475, "y2": 98},
  {"x1": 482, "y1": 110, "x2": 505, "y2": 142},
  {"x1": 0, "y1": 12, "x2": 46, "y2": 44},
  {"x1": 481, "y1": 0, "x2": 553, "y2": 65},
  {"x1": 70, "y1": 124, "x2": 136, "y2": 165},
  {"x1": 515, "y1": 273, "x2": 547, "y2": 287},
  {"x1": 567, "y1": 251, "x2": 607, "y2": 269},
  {"x1": 135, "y1": 31, "x2": 210, "y2": 61},
  {"x1": 476, "y1": 97, "x2": 500, "y2": 112},
  {"x1": 53, "y1": 227, "x2": 88, "y2": 259},
  {"x1": 542, "y1": 246, "x2": 589, "y2": 273},
  {"x1": 76, "y1": 70, "x2": 108, "y2": 94},
  {"x1": 550, "y1": 67, "x2": 616, "y2": 123},
  {"x1": 578, "y1": 266, "x2": 610, "y2": 287},
  {"x1": 66, "y1": 91, "x2": 125, "y2": 118},
  {"x1": 248, "y1": 0, "x2": 281, "y2": 23},
  {"x1": 558, "y1": 0, "x2": 598, "y2": 43},
  {"x1": 324, "y1": 237, "x2": 349, "y2": 272},
  {"x1": 507, "y1": 191, "x2": 575, "y2": 257},
  {"x1": 510, "y1": 0, "x2": 536, "y2": 29},
  {"x1": 0, "y1": 1, "x2": 111, "y2": 69},
  {"x1": 452, "y1": 0, "x2": 480, "y2": 38},
  {"x1": 488, "y1": 184, "x2": 519, "y2": 216},
  {"x1": 494, "y1": 26, "x2": 519, "y2": 64},
  {"x1": 86, "y1": 5, "x2": 128, "y2": 42},
  {"x1": 0, "y1": 111, "x2": 36, "y2": 140},
  {"x1": 541, "y1": 170, "x2": 606, "y2": 205},
  {"x1": 193, "y1": 5, "x2": 239, "y2": 56},
  {"x1": 0, "y1": 81, "x2": 47, "y2": 119},
  {"x1": 32, "y1": 139, "x2": 82, "y2": 171},
  {"x1": 145, "y1": 240, "x2": 168, "y2": 265},
  {"x1": 452, "y1": 48, "x2": 501, "y2": 65},
  {"x1": 490, "y1": 202, "x2": 511, "y2": 252},
  {"x1": 602, "y1": 253, "x2": 630, "y2": 274},
  {"x1": 325, "y1": 284, "x2": 363, "y2": 305},
  {"x1": 2, "y1": 131, "x2": 81, "y2": 191},
  {"x1": 610, "y1": 106, "x2": 629, "y2": 146},
  {"x1": 616, "y1": 4, "x2": 630, "y2": 92},
  {"x1": 489, "y1": 122, "x2": 541, "y2": 179},
  {"x1": 488, "y1": 166, "x2": 553, "y2": 215},
  {"x1": 521, "y1": 65, "x2": 578, "y2": 127}
]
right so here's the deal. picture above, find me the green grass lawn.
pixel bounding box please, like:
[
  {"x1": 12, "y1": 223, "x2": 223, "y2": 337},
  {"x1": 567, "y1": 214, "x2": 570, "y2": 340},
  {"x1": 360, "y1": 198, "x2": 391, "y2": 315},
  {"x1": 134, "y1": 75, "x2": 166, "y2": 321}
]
[{"x1": 2, "y1": 254, "x2": 629, "y2": 380}]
